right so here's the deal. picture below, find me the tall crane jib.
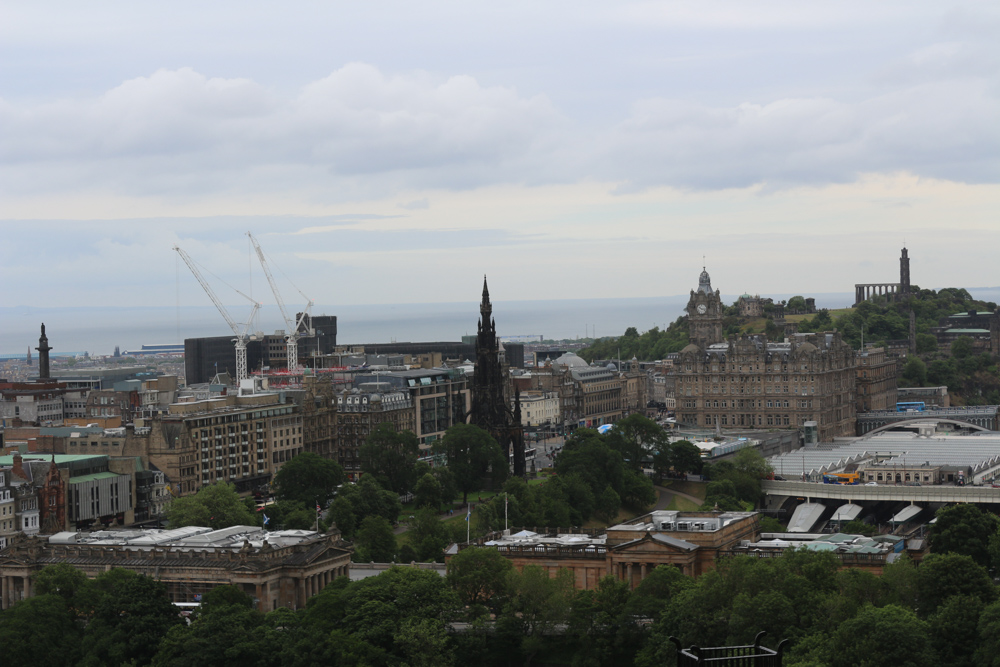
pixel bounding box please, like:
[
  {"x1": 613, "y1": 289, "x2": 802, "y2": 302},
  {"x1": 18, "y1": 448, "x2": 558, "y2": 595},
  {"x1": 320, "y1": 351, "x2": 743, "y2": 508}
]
[
  {"x1": 247, "y1": 232, "x2": 313, "y2": 371},
  {"x1": 173, "y1": 245, "x2": 260, "y2": 385}
]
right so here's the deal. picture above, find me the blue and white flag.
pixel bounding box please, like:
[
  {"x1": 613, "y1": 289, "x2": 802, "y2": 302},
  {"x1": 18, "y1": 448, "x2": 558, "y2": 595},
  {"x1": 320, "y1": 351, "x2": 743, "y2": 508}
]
[
  {"x1": 262, "y1": 514, "x2": 270, "y2": 527},
  {"x1": 465, "y1": 506, "x2": 472, "y2": 522}
]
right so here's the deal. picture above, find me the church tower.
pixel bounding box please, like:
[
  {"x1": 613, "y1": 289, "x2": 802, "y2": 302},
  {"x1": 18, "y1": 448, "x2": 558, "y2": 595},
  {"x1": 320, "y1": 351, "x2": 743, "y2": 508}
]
[
  {"x1": 470, "y1": 276, "x2": 526, "y2": 477},
  {"x1": 685, "y1": 267, "x2": 724, "y2": 349}
]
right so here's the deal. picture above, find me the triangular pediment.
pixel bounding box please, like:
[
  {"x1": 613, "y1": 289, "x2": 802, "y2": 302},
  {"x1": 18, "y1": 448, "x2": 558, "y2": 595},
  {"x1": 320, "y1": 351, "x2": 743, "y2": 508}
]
[{"x1": 609, "y1": 533, "x2": 699, "y2": 555}]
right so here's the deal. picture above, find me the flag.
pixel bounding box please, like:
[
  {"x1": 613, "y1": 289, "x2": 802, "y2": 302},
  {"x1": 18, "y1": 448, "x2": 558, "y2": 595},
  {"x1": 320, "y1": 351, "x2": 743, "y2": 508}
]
[
  {"x1": 465, "y1": 506, "x2": 472, "y2": 522},
  {"x1": 262, "y1": 514, "x2": 270, "y2": 527},
  {"x1": 316, "y1": 504, "x2": 321, "y2": 513}
]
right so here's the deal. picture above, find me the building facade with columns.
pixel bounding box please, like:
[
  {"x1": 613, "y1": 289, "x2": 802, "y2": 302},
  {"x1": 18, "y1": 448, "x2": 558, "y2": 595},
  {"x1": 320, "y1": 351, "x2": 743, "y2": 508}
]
[
  {"x1": 453, "y1": 510, "x2": 759, "y2": 590},
  {"x1": 0, "y1": 525, "x2": 352, "y2": 611}
]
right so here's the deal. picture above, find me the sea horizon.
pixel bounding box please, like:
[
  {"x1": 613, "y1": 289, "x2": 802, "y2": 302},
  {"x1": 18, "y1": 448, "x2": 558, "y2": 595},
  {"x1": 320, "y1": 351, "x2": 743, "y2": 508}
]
[{"x1": 3, "y1": 287, "x2": 998, "y2": 357}]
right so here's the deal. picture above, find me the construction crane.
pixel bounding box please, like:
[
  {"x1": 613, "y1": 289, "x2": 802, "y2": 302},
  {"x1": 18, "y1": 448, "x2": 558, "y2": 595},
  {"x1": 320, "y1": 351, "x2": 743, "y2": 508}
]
[
  {"x1": 247, "y1": 232, "x2": 314, "y2": 371},
  {"x1": 173, "y1": 245, "x2": 260, "y2": 384}
]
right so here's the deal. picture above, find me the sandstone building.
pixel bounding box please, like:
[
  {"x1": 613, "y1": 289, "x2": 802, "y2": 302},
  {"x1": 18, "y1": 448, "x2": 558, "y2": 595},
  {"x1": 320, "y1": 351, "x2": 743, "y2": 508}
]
[
  {"x1": 679, "y1": 268, "x2": 862, "y2": 441},
  {"x1": 455, "y1": 510, "x2": 760, "y2": 590},
  {"x1": 0, "y1": 525, "x2": 352, "y2": 611}
]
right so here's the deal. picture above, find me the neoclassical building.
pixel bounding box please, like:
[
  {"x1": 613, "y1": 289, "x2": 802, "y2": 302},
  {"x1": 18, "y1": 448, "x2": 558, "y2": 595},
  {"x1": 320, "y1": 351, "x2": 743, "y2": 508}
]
[
  {"x1": 0, "y1": 525, "x2": 352, "y2": 611},
  {"x1": 455, "y1": 510, "x2": 761, "y2": 590}
]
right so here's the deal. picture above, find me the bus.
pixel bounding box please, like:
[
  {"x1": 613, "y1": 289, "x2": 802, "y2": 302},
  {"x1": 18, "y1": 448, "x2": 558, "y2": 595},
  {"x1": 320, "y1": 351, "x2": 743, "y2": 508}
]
[
  {"x1": 510, "y1": 448, "x2": 537, "y2": 463},
  {"x1": 822, "y1": 472, "x2": 861, "y2": 485},
  {"x1": 896, "y1": 401, "x2": 925, "y2": 412}
]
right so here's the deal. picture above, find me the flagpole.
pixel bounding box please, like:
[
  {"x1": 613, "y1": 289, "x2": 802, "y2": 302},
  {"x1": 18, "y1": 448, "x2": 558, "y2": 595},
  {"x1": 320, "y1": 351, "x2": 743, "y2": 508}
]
[{"x1": 505, "y1": 493, "x2": 508, "y2": 532}]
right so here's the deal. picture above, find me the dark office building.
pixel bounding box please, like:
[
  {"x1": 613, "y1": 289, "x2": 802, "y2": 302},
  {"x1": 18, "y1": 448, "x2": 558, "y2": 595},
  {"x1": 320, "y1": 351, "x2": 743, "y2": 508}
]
[
  {"x1": 186, "y1": 314, "x2": 337, "y2": 384},
  {"x1": 184, "y1": 336, "x2": 265, "y2": 385},
  {"x1": 297, "y1": 314, "x2": 338, "y2": 357}
]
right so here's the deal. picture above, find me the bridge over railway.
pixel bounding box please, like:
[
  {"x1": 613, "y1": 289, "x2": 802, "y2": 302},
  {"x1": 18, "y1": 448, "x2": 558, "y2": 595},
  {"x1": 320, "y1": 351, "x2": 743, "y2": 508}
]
[{"x1": 762, "y1": 480, "x2": 1000, "y2": 505}]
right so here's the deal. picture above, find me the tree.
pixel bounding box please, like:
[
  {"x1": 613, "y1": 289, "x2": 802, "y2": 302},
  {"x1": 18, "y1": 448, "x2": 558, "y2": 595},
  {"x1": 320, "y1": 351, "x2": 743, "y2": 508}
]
[
  {"x1": 260, "y1": 499, "x2": 316, "y2": 531},
  {"x1": 596, "y1": 485, "x2": 621, "y2": 524},
  {"x1": 441, "y1": 423, "x2": 508, "y2": 505},
  {"x1": 827, "y1": 604, "x2": 936, "y2": 667},
  {"x1": 901, "y1": 357, "x2": 928, "y2": 387},
  {"x1": 787, "y1": 296, "x2": 807, "y2": 311},
  {"x1": 33, "y1": 562, "x2": 89, "y2": 606},
  {"x1": 975, "y1": 599, "x2": 1000, "y2": 667},
  {"x1": 353, "y1": 515, "x2": 397, "y2": 563},
  {"x1": 446, "y1": 546, "x2": 514, "y2": 613},
  {"x1": 79, "y1": 571, "x2": 184, "y2": 667},
  {"x1": 414, "y1": 472, "x2": 443, "y2": 510},
  {"x1": 167, "y1": 481, "x2": 257, "y2": 529},
  {"x1": 340, "y1": 566, "x2": 460, "y2": 664},
  {"x1": 335, "y1": 475, "x2": 401, "y2": 538},
  {"x1": 929, "y1": 595, "x2": 984, "y2": 667},
  {"x1": 360, "y1": 423, "x2": 421, "y2": 494},
  {"x1": 670, "y1": 440, "x2": 704, "y2": 475},
  {"x1": 604, "y1": 413, "x2": 666, "y2": 471},
  {"x1": 916, "y1": 333, "x2": 938, "y2": 353},
  {"x1": 930, "y1": 503, "x2": 999, "y2": 568},
  {"x1": 497, "y1": 565, "x2": 575, "y2": 665},
  {"x1": 272, "y1": 452, "x2": 344, "y2": 509},
  {"x1": 952, "y1": 336, "x2": 975, "y2": 359},
  {"x1": 407, "y1": 509, "x2": 452, "y2": 562},
  {"x1": 916, "y1": 553, "x2": 996, "y2": 616},
  {"x1": 0, "y1": 595, "x2": 82, "y2": 667}
]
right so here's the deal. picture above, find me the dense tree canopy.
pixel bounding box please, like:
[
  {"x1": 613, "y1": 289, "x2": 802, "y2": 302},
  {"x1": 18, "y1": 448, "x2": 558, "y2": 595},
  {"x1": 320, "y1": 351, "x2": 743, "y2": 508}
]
[
  {"x1": 166, "y1": 481, "x2": 257, "y2": 529},
  {"x1": 272, "y1": 451, "x2": 345, "y2": 509},
  {"x1": 10, "y1": 548, "x2": 1000, "y2": 667},
  {"x1": 441, "y1": 423, "x2": 508, "y2": 505},
  {"x1": 360, "y1": 423, "x2": 421, "y2": 494}
]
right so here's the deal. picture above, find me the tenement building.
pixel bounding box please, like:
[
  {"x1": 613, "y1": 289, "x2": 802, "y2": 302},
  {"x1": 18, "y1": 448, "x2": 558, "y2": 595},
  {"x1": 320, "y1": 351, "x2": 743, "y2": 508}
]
[
  {"x1": 334, "y1": 383, "x2": 415, "y2": 479},
  {"x1": 855, "y1": 347, "x2": 897, "y2": 413},
  {"x1": 0, "y1": 526, "x2": 352, "y2": 611}
]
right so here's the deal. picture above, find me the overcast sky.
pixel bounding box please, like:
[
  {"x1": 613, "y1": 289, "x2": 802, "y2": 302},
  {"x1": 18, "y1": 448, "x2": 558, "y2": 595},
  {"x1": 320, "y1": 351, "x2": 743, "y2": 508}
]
[{"x1": 2, "y1": 1, "x2": 998, "y2": 314}]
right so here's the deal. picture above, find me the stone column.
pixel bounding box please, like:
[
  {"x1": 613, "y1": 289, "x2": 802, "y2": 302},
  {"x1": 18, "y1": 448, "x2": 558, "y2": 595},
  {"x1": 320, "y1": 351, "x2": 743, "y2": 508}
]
[
  {"x1": 639, "y1": 563, "x2": 647, "y2": 581},
  {"x1": 1, "y1": 576, "x2": 7, "y2": 609},
  {"x1": 626, "y1": 563, "x2": 633, "y2": 589},
  {"x1": 256, "y1": 583, "x2": 264, "y2": 611},
  {"x1": 22, "y1": 575, "x2": 30, "y2": 600}
]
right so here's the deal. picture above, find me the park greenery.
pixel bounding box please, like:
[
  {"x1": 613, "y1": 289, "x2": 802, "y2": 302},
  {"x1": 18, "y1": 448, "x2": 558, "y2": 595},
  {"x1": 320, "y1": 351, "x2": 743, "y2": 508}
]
[
  {"x1": 580, "y1": 286, "x2": 1000, "y2": 405},
  {"x1": 11, "y1": 539, "x2": 1000, "y2": 666}
]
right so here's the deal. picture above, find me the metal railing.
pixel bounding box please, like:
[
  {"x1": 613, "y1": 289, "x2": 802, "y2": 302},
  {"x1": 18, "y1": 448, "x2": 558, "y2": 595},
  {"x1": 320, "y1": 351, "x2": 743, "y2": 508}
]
[{"x1": 674, "y1": 632, "x2": 788, "y2": 666}]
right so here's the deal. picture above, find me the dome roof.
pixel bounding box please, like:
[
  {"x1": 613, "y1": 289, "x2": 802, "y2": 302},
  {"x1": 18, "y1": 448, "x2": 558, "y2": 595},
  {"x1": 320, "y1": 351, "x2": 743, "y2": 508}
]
[
  {"x1": 697, "y1": 268, "x2": 714, "y2": 295},
  {"x1": 606, "y1": 362, "x2": 618, "y2": 371},
  {"x1": 681, "y1": 343, "x2": 702, "y2": 355},
  {"x1": 553, "y1": 352, "x2": 589, "y2": 368}
]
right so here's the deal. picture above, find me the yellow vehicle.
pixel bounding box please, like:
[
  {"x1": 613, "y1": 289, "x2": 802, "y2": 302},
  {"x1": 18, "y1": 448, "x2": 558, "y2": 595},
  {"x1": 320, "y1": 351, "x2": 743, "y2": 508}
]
[{"x1": 822, "y1": 472, "x2": 860, "y2": 485}]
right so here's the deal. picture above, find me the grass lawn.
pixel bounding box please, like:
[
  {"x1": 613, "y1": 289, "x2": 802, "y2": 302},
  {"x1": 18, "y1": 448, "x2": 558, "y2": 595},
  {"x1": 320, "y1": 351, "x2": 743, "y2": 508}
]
[
  {"x1": 659, "y1": 479, "x2": 707, "y2": 502},
  {"x1": 786, "y1": 307, "x2": 854, "y2": 323},
  {"x1": 666, "y1": 495, "x2": 702, "y2": 511},
  {"x1": 738, "y1": 307, "x2": 855, "y2": 333}
]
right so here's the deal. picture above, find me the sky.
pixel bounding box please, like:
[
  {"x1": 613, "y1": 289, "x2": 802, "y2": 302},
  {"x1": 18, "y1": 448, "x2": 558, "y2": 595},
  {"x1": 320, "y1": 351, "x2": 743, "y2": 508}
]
[{"x1": 1, "y1": 1, "x2": 998, "y2": 319}]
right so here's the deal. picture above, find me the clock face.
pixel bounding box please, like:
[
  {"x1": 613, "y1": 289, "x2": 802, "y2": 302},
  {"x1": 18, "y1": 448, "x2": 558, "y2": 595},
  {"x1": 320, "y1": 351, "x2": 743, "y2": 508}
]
[{"x1": 696, "y1": 304, "x2": 708, "y2": 314}]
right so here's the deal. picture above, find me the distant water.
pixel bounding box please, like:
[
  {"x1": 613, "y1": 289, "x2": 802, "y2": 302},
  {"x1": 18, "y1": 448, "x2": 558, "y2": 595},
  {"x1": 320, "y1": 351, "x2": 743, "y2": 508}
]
[{"x1": 3, "y1": 288, "x2": 996, "y2": 357}]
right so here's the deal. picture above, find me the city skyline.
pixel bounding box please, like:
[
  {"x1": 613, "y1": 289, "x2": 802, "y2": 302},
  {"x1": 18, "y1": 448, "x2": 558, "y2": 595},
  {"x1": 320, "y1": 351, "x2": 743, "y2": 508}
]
[{"x1": 2, "y1": 2, "x2": 998, "y2": 308}]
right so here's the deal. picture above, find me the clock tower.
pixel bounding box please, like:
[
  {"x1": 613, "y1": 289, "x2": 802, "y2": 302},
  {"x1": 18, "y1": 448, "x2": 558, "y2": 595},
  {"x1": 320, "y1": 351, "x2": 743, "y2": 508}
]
[{"x1": 686, "y1": 267, "x2": 724, "y2": 349}]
